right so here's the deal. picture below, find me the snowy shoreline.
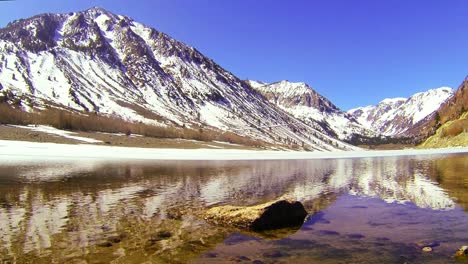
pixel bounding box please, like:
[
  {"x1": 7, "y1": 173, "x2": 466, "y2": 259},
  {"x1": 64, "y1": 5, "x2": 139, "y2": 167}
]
[{"x1": 0, "y1": 139, "x2": 466, "y2": 162}]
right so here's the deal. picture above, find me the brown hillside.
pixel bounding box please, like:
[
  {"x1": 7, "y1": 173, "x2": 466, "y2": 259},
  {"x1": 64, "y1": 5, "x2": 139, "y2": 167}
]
[
  {"x1": 438, "y1": 76, "x2": 468, "y2": 123},
  {"x1": 405, "y1": 76, "x2": 468, "y2": 140}
]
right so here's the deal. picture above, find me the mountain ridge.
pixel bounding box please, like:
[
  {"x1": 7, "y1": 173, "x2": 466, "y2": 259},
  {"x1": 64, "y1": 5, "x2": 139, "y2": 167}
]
[
  {"x1": 348, "y1": 87, "x2": 454, "y2": 136},
  {"x1": 0, "y1": 7, "x2": 462, "y2": 150},
  {"x1": 412, "y1": 77, "x2": 467, "y2": 146},
  {"x1": 247, "y1": 80, "x2": 378, "y2": 141},
  {"x1": 0, "y1": 7, "x2": 356, "y2": 151}
]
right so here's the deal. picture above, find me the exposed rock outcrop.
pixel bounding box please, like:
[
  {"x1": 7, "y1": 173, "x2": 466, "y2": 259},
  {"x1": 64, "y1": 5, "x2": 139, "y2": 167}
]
[
  {"x1": 204, "y1": 199, "x2": 307, "y2": 231},
  {"x1": 455, "y1": 245, "x2": 468, "y2": 262}
]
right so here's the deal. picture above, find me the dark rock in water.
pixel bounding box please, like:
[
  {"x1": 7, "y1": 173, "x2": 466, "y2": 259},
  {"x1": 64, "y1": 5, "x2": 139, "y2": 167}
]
[
  {"x1": 156, "y1": 230, "x2": 172, "y2": 239},
  {"x1": 375, "y1": 237, "x2": 390, "y2": 241},
  {"x1": 107, "y1": 235, "x2": 122, "y2": 244},
  {"x1": 97, "y1": 241, "x2": 113, "y2": 247},
  {"x1": 262, "y1": 250, "x2": 289, "y2": 258},
  {"x1": 224, "y1": 233, "x2": 259, "y2": 245},
  {"x1": 346, "y1": 233, "x2": 365, "y2": 239},
  {"x1": 317, "y1": 230, "x2": 340, "y2": 236},
  {"x1": 109, "y1": 233, "x2": 126, "y2": 243},
  {"x1": 204, "y1": 199, "x2": 307, "y2": 231},
  {"x1": 250, "y1": 200, "x2": 307, "y2": 230},
  {"x1": 274, "y1": 238, "x2": 316, "y2": 249},
  {"x1": 233, "y1": 255, "x2": 251, "y2": 261},
  {"x1": 252, "y1": 260, "x2": 265, "y2": 264},
  {"x1": 148, "y1": 230, "x2": 172, "y2": 243},
  {"x1": 416, "y1": 240, "x2": 441, "y2": 249},
  {"x1": 203, "y1": 252, "x2": 218, "y2": 258}
]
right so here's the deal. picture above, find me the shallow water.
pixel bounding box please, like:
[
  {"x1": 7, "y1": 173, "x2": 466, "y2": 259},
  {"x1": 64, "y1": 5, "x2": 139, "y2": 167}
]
[{"x1": 0, "y1": 153, "x2": 467, "y2": 263}]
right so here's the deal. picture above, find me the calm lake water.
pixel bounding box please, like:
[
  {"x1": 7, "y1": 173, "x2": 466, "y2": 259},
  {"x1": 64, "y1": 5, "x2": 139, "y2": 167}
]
[{"x1": 0, "y1": 153, "x2": 467, "y2": 263}]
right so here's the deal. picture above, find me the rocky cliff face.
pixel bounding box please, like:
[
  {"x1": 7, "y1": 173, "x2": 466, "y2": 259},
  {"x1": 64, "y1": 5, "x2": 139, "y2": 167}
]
[{"x1": 0, "y1": 7, "x2": 355, "y2": 151}]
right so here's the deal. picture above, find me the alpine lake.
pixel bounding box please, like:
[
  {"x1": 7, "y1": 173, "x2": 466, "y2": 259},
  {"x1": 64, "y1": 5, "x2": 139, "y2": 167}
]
[{"x1": 0, "y1": 153, "x2": 467, "y2": 264}]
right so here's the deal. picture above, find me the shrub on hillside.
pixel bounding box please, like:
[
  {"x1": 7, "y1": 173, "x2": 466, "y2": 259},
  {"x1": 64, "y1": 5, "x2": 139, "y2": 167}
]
[
  {"x1": 441, "y1": 119, "x2": 468, "y2": 138},
  {"x1": 0, "y1": 103, "x2": 32, "y2": 125},
  {"x1": 0, "y1": 102, "x2": 266, "y2": 147}
]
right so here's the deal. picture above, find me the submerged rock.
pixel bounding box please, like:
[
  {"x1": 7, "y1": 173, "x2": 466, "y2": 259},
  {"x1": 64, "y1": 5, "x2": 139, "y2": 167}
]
[
  {"x1": 148, "y1": 231, "x2": 172, "y2": 243},
  {"x1": 455, "y1": 246, "x2": 468, "y2": 261},
  {"x1": 422, "y1": 246, "x2": 433, "y2": 252},
  {"x1": 416, "y1": 240, "x2": 440, "y2": 249},
  {"x1": 262, "y1": 250, "x2": 289, "y2": 258},
  {"x1": 203, "y1": 199, "x2": 307, "y2": 231}
]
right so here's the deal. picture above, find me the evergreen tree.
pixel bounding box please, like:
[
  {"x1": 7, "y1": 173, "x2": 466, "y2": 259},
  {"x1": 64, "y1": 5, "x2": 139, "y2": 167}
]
[{"x1": 434, "y1": 111, "x2": 441, "y2": 125}]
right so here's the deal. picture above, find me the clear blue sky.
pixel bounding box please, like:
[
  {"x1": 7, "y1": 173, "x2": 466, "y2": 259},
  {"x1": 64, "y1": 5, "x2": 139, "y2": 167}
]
[{"x1": 1, "y1": 0, "x2": 468, "y2": 110}]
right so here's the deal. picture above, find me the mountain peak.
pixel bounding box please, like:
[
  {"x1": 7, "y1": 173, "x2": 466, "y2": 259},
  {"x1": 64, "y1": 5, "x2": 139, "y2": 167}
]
[
  {"x1": 81, "y1": 6, "x2": 123, "y2": 23},
  {"x1": 380, "y1": 97, "x2": 407, "y2": 105},
  {"x1": 250, "y1": 79, "x2": 377, "y2": 140},
  {"x1": 84, "y1": 6, "x2": 114, "y2": 16},
  {"x1": 432, "y1": 86, "x2": 453, "y2": 92},
  {"x1": 245, "y1": 80, "x2": 268, "y2": 89},
  {"x1": 252, "y1": 80, "x2": 340, "y2": 112},
  {"x1": 0, "y1": 8, "x2": 355, "y2": 151},
  {"x1": 277, "y1": 80, "x2": 307, "y2": 87},
  {"x1": 348, "y1": 87, "x2": 454, "y2": 136},
  {"x1": 86, "y1": 6, "x2": 109, "y2": 12},
  {"x1": 412, "y1": 86, "x2": 453, "y2": 98}
]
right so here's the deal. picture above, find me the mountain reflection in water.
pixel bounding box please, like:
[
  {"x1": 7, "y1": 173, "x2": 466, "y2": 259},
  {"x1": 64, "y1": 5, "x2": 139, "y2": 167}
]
[{"x1": 0, "y1": 154, "x2": 466, "y2": 263}]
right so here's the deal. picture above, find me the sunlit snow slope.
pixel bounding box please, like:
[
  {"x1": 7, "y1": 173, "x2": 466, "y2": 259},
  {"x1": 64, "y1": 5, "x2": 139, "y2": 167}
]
[
  {"x1": 348, "y1": 87, "x2": 454, "y2": 136},
  {"x1": 249, "y1": 80, "x2": 378, "y2": 141},
  {"x1": 0, "y1": 7, "x2": 356, "y2": 151}
]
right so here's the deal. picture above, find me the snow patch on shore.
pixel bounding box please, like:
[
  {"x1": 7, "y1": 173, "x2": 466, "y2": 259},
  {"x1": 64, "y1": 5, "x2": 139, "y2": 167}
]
[{"x1": 10, "y1": 125, "x2": 102, "y2": 143}]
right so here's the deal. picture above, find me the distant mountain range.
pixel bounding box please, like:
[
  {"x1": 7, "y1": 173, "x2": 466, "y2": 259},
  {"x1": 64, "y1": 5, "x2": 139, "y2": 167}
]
[
  {"x1": 247, "y1": 80, "x2": 378, "y2": 141},
  {"x1": 0, "y1": 7, "x2": 464, "y2": 150},
  {"x1": 414, "y1": 78, "x2": 468, "y2": 147},
  {"x1": 348, "y1": 87, "x2": 453, "y2": 136}
]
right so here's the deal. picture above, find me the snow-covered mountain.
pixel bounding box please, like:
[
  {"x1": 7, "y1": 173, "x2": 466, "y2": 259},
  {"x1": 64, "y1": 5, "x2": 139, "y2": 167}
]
[
  {"x1": 248, "y1": 80, "x2": 378, "y2": 140},
  {"x1": 411, "y1": 77, "x2": 468, "y2": 145},
  {"x1": 348, "y1": 87, "x2": 454, "y2": 136},
  {"x1": 0, "y1": 7, "x2": 356, "y2": 151}
]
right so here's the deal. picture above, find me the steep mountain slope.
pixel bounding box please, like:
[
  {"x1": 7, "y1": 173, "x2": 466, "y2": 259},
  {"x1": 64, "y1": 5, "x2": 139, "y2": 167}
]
[
  {"x1": 419, "y1": 112, "x2": 468, "y2": 148},
  {"x1": 408, "y1": 77, "x2": 467, "y2": 137},
  {"x1": 348, "y1": 87, "x2": 454, "y2": 136},
  {"x1": 0, "y1": 7, "x2": 355, "y2": 151},
  {"x1": 415, "y1": 77, "x2": 468, "y2": 147},
  {"x1": 437, "y1": 78, "x2": 468, "y2": 123},
  {"x1": 248, "y1": 80, "x2": 378, "y2": 141}
]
